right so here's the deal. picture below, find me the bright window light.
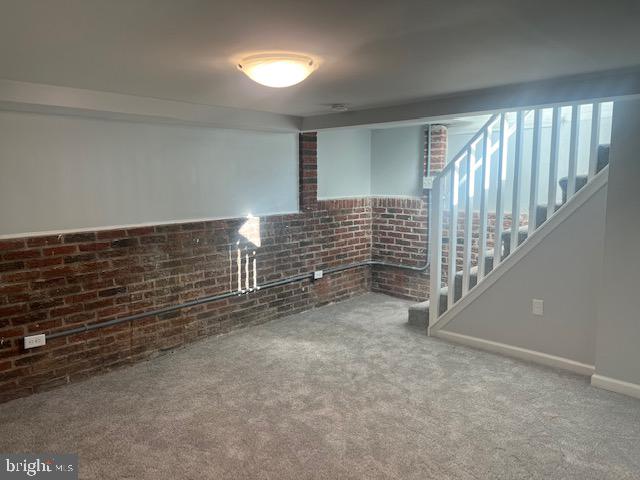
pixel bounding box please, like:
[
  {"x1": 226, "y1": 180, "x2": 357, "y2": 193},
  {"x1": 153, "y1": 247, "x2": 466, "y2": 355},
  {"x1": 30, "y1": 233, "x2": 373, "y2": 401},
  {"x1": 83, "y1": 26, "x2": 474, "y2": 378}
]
[{"x1": 238, "y1": 214, "x2": 261, "y2": 247}]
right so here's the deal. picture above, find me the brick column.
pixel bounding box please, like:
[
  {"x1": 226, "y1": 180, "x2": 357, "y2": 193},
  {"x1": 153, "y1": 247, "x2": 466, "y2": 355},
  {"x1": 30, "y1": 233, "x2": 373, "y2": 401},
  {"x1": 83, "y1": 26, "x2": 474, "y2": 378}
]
[
  {"x1": 299, "y1": 132, "x2": 318, "y2": 211},
  {"x1": 424, "y1": 125, "x2": 447, "y2": 177}
]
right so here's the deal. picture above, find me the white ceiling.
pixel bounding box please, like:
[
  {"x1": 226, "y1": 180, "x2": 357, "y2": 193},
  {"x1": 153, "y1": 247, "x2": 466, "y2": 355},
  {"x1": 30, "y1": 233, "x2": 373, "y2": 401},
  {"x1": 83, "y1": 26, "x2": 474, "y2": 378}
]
[{"x1": 1, "y1": 0, "x2": 640, "y2": 117}]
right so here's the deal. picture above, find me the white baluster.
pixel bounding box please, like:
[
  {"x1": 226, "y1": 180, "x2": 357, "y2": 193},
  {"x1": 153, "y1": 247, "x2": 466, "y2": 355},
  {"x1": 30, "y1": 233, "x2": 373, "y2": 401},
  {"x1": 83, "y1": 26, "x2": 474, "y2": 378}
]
[
  {"x1": 510, "y1": 111, "x2": 524, "y2": 254},
  {"x1": 429, "y1": 179, "x2": 443, "y2": 331},
  {"x1": 547, "y1": 106, "x2": 561, "y2": 221},
  {"x1": 528, "y1": 109, "x2": 542, "y2": 236},
  {"x1": 478, "y1": 128, "x2": 490, "y2": 280},
  {"x1": 567, "y1": 104, "x2": 580, "y2": 198},
  {"x1": 588, "y1": 102, "x2": 602, "y2": 180},
  {"x1": 494, "y1": 113, "x2": 507, "y2": 267},
  {"x1": 462, "y1": 147, "x2": 473, "y2": 295},
  {"x1": 447, "y1": 161, "x2": 460, "y2": 309}
]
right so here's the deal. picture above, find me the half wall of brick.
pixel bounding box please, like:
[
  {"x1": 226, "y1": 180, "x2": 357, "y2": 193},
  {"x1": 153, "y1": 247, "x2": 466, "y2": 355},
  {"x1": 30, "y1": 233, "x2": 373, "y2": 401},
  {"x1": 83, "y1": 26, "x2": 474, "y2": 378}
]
[{"x1": 0, "y1": 200, "x2": 374, "y2": 403}]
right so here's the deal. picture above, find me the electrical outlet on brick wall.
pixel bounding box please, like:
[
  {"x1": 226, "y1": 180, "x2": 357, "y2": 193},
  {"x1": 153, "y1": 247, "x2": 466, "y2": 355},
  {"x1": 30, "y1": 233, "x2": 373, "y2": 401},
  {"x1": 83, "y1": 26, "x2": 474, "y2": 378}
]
[{"x1": 24, "y1": 334, "x2": 46, "y2": 349}]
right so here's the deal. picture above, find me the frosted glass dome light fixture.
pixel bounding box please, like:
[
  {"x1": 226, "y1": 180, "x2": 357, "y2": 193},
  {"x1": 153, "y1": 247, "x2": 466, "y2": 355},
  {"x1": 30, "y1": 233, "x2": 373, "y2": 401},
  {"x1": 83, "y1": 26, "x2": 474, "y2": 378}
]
[{"x1": 237, "y1": 53, "x2": 317, "y2": 88}]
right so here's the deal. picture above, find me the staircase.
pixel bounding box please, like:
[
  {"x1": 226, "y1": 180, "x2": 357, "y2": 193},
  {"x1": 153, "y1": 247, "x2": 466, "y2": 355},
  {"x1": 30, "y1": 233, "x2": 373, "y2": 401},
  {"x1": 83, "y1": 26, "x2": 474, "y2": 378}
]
[{"x1": 409, "y1": 102, "x2": 613, "y2": 330}]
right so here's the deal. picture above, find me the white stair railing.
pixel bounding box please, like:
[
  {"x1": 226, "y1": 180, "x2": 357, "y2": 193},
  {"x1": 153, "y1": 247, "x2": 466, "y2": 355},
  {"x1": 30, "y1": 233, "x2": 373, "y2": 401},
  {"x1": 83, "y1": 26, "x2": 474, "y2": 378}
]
[{"x1": 429, "y1": 101, "x2": 613, "y2": 328}]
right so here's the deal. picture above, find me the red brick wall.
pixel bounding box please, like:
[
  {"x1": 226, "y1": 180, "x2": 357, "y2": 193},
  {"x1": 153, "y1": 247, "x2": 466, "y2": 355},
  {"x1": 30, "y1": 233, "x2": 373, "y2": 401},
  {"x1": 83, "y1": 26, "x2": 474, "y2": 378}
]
[
  {"x1": 0, "y1": 200, "x2": 373, "y2": 403},
  {"x1": 369, "y1": 122, "x2": 447, "y2": 302},
  {"x1": 299, "y1": 132, "x2": 318, "y2": 211},
  {"x1": 0, "y1": 195, "x2": 528, "y2": 404},
  {"x1": 424, "y1": 125, "x2": 447, "y2": 176},
  {"x1": 371, "y1": 197, "x2": 429, "y2": 301}
]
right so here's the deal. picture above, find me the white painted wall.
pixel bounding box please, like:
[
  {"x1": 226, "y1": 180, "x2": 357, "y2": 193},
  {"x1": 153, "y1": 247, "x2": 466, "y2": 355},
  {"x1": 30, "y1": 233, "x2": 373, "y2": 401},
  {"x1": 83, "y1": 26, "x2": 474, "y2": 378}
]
[
  {"x1": 594, "y1": 98, "x2": 640, "y2": 387},
  {"x1": 0, "y1": 111, "x2": 298, "y2": 236},
  {"x1": 440, "y1": 183, "x2": 607, "y2": 366},
  {"x1": 317, "y1": 125, "x2": 424, "y2": 199},
  {"x1": 371, "y1": 126, "x2": 423, "y2": 197},
  {"x1": 317, "y1": 129, "x2": 371, "y2": 199}
]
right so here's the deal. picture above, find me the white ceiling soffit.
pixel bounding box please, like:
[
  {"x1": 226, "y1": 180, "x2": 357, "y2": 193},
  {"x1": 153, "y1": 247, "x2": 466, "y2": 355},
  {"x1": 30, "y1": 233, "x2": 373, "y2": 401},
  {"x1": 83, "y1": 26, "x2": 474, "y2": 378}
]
[
  {"x1": 303, "y1": 67, "x2": 640, "y2": 131},
  {"x1": 1, "y1": 69, "x2": 638, "y2": 134},
  {"x1": 0, "y1": 79, "x2": 301, "y2": 133}
]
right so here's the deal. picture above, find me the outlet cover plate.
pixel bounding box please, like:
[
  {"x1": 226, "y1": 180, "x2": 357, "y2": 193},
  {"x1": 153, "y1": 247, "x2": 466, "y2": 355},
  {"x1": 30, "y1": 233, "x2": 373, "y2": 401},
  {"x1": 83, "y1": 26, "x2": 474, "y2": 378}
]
[
  {"x1": 24, "y1": 334, "x2": 46, "y2": 349},
  {"x1": 314, "y1": 270, "x2": 323, "y2": 280},
  {"x1": 532, "y1": 299, "x2": 544, "y2": 316}
]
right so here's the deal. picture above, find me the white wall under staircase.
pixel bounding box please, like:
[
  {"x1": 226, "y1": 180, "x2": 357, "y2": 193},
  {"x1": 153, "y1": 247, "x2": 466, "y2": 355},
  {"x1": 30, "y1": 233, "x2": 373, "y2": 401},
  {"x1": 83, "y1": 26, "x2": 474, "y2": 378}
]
[{"x1": 434, "y1": 176, "x2": 607, "y2": 370}]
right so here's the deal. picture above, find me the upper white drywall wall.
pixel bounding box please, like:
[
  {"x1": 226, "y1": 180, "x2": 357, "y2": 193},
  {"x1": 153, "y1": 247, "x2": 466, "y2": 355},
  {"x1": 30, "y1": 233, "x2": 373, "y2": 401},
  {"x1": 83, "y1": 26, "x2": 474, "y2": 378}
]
[
  {"x1": 317, "y1": 129, "x2": 371, "y2": 199},
  {"x1": 371, "y1": 126, "x2": 423, "y2": 197},
  {"x1": 0, "y1": 111, "x2": 298, "y2": 236},
  {"x1": 440, "y1": 183, "x2": 607, "y2": 366},
  {"x1": 317, "y1": 125, "x2": 424, "y2": 199}
]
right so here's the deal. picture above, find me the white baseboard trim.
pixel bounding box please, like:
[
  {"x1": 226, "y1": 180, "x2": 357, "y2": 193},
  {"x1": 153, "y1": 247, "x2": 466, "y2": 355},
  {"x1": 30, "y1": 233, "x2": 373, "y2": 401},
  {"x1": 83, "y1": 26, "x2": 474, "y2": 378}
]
[
  {"x1": 591, "y1": 374, "x2": 640, "y2": 400},
  {"x1": 435, "y1": 330, "x2": 595, "y2": 376}
]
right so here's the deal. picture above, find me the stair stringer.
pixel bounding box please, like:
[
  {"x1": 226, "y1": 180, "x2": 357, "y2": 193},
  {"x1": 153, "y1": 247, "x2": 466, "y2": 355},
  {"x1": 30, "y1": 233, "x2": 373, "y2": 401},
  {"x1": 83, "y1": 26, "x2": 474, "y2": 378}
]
[{"x1": 428, "y1": 165, "x2": 608, "y2": 336}]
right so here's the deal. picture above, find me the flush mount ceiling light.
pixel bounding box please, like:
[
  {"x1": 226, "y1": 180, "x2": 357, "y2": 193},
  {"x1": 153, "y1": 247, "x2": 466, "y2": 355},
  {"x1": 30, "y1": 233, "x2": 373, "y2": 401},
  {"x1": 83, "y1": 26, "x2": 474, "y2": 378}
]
[{"x1": 237, "y1": 53, "x2": 317, "y2": 88}]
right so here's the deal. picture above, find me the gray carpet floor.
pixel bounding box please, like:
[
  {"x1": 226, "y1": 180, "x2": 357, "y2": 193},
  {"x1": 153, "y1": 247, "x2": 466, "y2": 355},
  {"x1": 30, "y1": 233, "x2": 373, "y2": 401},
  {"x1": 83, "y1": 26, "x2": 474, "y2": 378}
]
[{"x1": 1, "y1": 293, "x2": 639, "y2": 479}]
